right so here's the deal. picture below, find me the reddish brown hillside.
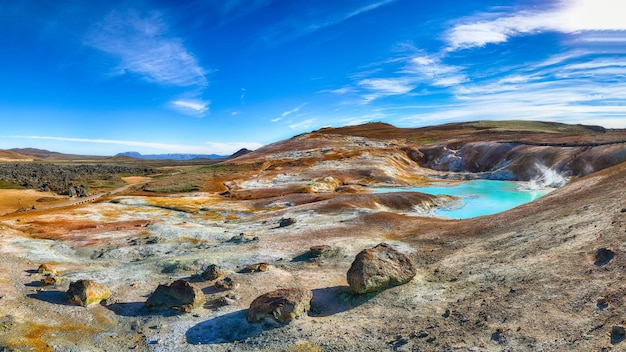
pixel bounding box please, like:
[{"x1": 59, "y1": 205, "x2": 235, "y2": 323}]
[
  {"x1": 317, "y1": 120, "x2": 626, "y2": 145},
  {"x1": 0, "y1": 149, "x2": 37, "y2": 160}
]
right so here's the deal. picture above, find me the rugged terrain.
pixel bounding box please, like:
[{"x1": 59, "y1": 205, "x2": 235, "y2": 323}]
[{"x1": 0, "y1": 120, "x2": 625, "y2": 351}]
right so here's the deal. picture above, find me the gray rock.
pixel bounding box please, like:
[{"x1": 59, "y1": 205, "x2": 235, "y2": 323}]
[
  {"x1": 347, "y1": 243, "x2": 416, "y2": 294},
  {"x1": 247, "y1": 288, "x2": 312, "y2": 323},
  {"x1": 145, "y1": 279, "x2": 204, "y2": 313}
]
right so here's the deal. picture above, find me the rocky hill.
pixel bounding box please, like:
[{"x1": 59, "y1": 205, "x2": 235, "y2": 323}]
[
  {"x1": 0, "y1": 149, "x2": 36, "y2": 161},
  {"x1": 222, "y1": 121, "x2": 626, "y2": 197}
]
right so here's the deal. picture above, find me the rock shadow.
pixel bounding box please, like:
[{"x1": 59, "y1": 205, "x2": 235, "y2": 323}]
[
  {"x1": 309, "y1": 286, "x2": 375, "y2": 317},
  {"x1": 290, "y1": 252, "x2": 311, "y2": 263},
  {"x1": 186, "y1": 309, "x2": 266, "y2": 345},
  {"x1": 594, "y1": 248, "x2": 615, "y2": 266},
  {"x1": 105, "y1": 302, "x2": 146, "y2": 317},
  {"x1": 201, "y1": 286, "x2": 220, "y2": 295},
  {"x1": 27, "y1": 290, "x2": 73, "y2": 306},
  {"x1": 611, "y1": 326, "x2": 626, "y2": 345}
]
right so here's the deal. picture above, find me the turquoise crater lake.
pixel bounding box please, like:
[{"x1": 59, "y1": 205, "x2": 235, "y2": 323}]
[{"x1": 374, "y1": 180, "x2": 550, "y2": 219}]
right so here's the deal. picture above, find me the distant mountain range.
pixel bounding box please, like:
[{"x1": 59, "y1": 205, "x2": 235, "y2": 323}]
[
  {"x1": 114, "y1": 151, "x2": 228, "y2": 160},
  {"x1": 115, "y1": 149, "x2": 254, "y2": 160},
  {"x1": 5, "y1": 148, "x2": 253, "y2": 161}
]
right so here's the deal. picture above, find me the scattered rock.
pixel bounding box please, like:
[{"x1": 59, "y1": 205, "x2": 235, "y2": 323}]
[
  {"x1": 347, "y1": 243, "x2": 416, "y2": 294},
  {"x1": 66, "y1": 279, "x2": 111, "y2": 306},
  {"x1": 611, "y1": 325, "x2": 626, "y2": 344},
  {"x1": 238, "y1": 262, "x2": 270, "y2": 273},
  {"x1": 37, "y1": 263, "x2": 57, "y2": 275},
  {"x1": 309, "y1": 245, "x2": 337, "y2": 259},
  {"x1": 247, "y1": 288, "x2": 313, "y2": 323},
  {"x1": 215, "y1": 277, "x2": 239, "y2": 290},
  {"x1": 145, "y1": 279, "x2": 205, "y2": 313},
  {"x1": 201, "y1": 264, "x2": 222, "y2": 281},
  {"x1": 205, "y1": 295, "x2": 237, "y2": 310},
  {"x1": 278, "y1": 218, "x2": 296, "y2": 228},
  {"x1": 226, "y1": 233, "x2": 259, "y2": 244},
  {"x1": 41, "y1": 276, "x2": 61, "y2": 286},
  {"x1": 593, "y1": 248, "x2": 615, "y2": 266}
]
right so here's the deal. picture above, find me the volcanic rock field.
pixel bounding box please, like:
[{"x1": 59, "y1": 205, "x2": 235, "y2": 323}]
[{"x1": 1, "y1": 121, "x2": 626, "y2": 351}]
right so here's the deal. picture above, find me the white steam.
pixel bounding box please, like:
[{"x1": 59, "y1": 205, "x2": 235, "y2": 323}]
[{"x1": 527, "y1": 163, "x2": 569, "y2": 189}]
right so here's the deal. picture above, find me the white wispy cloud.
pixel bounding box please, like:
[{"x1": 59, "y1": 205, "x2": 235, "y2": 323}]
[
  {"x1": 10, "y1": 136, "x2": 262, "y2": 155},
  {"x1": 271, "y1": 103, "x2": 307, "y2": 122},
  {"x1": 395, "y1": 51, "x2": 626, "y2": 129},
  {"x1": 260, "y1": 0, "x2": 397, "y2": 46},
  {"x1": 445, "y1": 0, "x2": 626, "y2": 51},
  {"x1": 169, "y1": 99, "x2": 210, "y2": 116},
  {"x1": 86, "y1": 10, "x2": 208, "y2": 87},
  {"x1": 404, "y1": 53, "x2": 467, "y2": 87},
  {"x1": 346, "y1": 51, "x2": 466, "y2": 103},
  {"x1": 288, "y1": 118, "x2": 317, "y2": 130},
  {"x1": 358, "y1": 78, "x2": 414, "y2": 95}
]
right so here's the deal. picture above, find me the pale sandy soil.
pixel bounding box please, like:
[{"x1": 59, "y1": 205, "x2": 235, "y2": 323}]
[
  {"x1": 0, "y1": 190, "x2": 66, "y2": 216},
  {"x1": 122, "y1": 176, "x2": 152, "y2": 184}
]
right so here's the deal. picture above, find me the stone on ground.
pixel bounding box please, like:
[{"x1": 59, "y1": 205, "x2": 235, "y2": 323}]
[
  {"x1": 247, "y1": 288, "x2": 313, "y2": 323},
  {"x1": 145, "y1": 279, "x2": 205, "y2": 313},
  {"x1": 309, "y1": 245, "x2": 336, "y2": 259},
  {"x1": 37, "y1": 263, "x2": 57, "y2": 275},
  {"x1": 215, "y1": 277, "x2": 238, "y2": 290},
  {"x1": 347, "y1": 242, "x2": 416, "y2": 294},
  {"x1": 201, "y1": 264, "x2": 222, "y2": 281},
  {"x1": 66, "y1": 279, "x2": 111, "y2": 306}
]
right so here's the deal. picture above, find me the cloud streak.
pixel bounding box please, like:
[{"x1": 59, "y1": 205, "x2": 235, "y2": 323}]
[
  {"x1": 169, "y1": 99, "x2": 210, "y2": 116},
  {"x1": 260, "y1": 0, "x2": 397, "y2": 47},
  {"x1": 445, "y1": 0, "x2": 626, "y2": 51},
  {"x1": 86, "y1": 10, "x2": 208, "y2": 87},
  {"x1": 9, "y1": 135, "x2": 262, "y2": 155}
]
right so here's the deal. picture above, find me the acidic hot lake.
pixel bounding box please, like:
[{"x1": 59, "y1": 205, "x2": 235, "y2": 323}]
[{"x1": 374, "y1": 180, "x2": 550, "y2": 219}]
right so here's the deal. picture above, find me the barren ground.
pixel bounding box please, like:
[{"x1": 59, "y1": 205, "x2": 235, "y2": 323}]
[{"x1": 1, "y1": 121, "x2": 625, "y2": 351}]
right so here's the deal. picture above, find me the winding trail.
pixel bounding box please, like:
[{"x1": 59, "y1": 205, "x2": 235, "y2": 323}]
[{"x1": 1, "y1": 177, "x2": 151, "y2": 216}]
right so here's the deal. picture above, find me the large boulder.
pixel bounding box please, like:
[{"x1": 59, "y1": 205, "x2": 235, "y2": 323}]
[
  {"x1": 347, "y1": 243, "x2": 416, "y2": 294},
  {"x1": 247, "y1": 288, "x2": 312, "y2": 323},
  {"x1": 66, "y1": 279, "x2": 111, "y2": 306},
  {"x1": 145, "y1": 279, "x2": 205, "y2": 313}
]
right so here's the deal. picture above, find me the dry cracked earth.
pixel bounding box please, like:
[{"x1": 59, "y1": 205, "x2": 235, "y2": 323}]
[{"x1": 1, "y1": 121, "x2": 626, "y2": 351}]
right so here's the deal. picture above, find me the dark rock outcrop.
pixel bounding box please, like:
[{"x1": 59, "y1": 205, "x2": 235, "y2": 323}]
[
  {"x1": 247, "y1": 288, "x2": 313, "y2": 323},
  {"x1": 347, "y1": 243, "x2": 416, "y2": 294},
  {"x1": 0, "y1": 163, "x2": 154, "y2": 196},
  {"x1": 66, "y1": 280, "x2": 111, "y2": 306},
  {"x1": 201, "y1": 264, "x2": 222, "y2": 281},
  {"x1": 145, "y1": 279, "x2": 204, "y2": 313},
  {"x1": 279, "y1": 218, "x2": 296, "y2": 227}
]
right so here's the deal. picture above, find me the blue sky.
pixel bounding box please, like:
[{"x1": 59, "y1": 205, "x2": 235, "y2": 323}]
[{"x1": 1, "y1": 0, "x2": 625, "y2": 155}]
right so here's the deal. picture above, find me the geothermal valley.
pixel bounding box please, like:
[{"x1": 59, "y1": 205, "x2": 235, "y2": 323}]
[{"x1": 1, "y1": 120, "x2": 626, "y2": 351}]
